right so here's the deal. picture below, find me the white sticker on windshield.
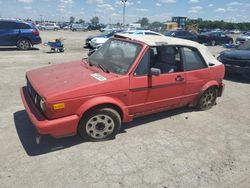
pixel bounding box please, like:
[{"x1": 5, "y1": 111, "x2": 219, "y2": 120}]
[{"x1": 90, "y1": 73, "x2": 107, "y2": 81}]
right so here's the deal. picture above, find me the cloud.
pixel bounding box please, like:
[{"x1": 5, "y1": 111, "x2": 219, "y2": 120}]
[
  {"x1": 188, "y1": 6, "x2": 203, "y2": 13},
  {"x1": 24, "y1": 6, "x2": 32, "y2": 9},
  {"x1": 189, "y1": 0, "x2": 199, "y2": 3},
  {"x1": 208, "y1": 4, "x2": 213, "y2": 7},
  {"x1": 159, "y1": 0, "x2": 176, "y2": 4},
  {"x1": 87, "y1": 0, "x2": 104, "y2": 4},
  {"x1": 60, "y1": 0, "x2": 73, "y2": 4},
  {"x1": 96, "y1": 3, "x2": 114, "y2": 14},
  {"x1": 227, "y1": 2, "x2": 243, "y2": 6},
  {"x1": 137, "y1": 1, "x2": 141, "y2": 4},
  {"x1": 18, "y1": 0, "x2": 32, "y2": 3},
  {"x1": 136, "y1": 8, "x2": 148, "y2": 12},
  {"x1": 156, "y1": 3, "x2": 161, "y2": 6},
  {"x1": 215, "y1": 8, "x2": 226, "y2": 12}
]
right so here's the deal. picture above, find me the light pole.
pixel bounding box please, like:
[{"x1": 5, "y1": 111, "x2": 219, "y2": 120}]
[{"x1": 121, "y1": 0, "x2": 127, "y2": 28}]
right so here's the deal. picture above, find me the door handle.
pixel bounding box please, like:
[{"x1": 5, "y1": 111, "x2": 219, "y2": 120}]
[{"x1": 175, "y1": 75, "x2": 184, "y2": 81}]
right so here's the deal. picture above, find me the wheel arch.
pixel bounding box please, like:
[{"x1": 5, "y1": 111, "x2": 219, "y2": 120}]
[
  {"x1": 16, "y1": 37, "x2": 32, "y2": 45},
  {"x1": 190, "y1": 80, "x2": 219, "y2": 107},
  {"x1": 76, "y1": 96, "x2": 130, "y2": 123}
]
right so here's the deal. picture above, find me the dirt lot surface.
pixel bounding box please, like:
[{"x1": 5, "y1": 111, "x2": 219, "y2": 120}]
[{"x1": 0, "y1": 31, "x2": 249, "y2": 188}]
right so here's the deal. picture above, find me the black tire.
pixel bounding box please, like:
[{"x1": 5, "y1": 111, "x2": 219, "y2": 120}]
[
  {"x1": 78, "y1": 108, "x2": 121, "y2": 142},
  {"x1": 17, "y1": 39, "x2": 31, "y2": 50},
  {"x1": 211, "y1": 40, "x2": 216, "y2": 46},
  {"x1": 197, "y1": 87, "x2": 218, "y2": 111}
]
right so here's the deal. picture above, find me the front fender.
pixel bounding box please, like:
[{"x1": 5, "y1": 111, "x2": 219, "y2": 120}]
[{"x1": 76, "y1": 96, "x2": 132, "y2": 122}]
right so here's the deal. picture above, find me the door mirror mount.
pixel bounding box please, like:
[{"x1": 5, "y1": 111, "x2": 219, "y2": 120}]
[{"x1": 149, "y1": 68, "x2": 161, "y2": 76}]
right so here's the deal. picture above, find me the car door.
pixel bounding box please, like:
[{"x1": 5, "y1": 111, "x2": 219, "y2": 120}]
[
  {"x1": 180, "y1": 46, "x2": 211, "y2": 104},
  {"x1": 128, "y1": 46, "x2": 186, "y2": 115},
  {"x1": 0, "y1": 21, "x2": 20, "y2": 46}
]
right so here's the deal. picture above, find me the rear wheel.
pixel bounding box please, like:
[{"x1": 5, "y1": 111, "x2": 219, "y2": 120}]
[
  {"x1": 17, "y1": 39, "x2": 31, "y2": 50},
  {"x1": 78, "y1": 108, "x2": 121, "y2": 142},
  {"x1": 197, "y1": 87, "x2": 218, "y2": 111}
]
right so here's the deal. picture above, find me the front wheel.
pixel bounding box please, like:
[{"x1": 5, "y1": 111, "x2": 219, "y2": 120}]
[
  {"x1": 197, "y1": 87, "x2": 218, "y2": 111},
  {"x1": 17, "y1": 39, "x2": 31, "y2": 50},
  {"x1": 78, "y1": 108, "x2": 121, "y2": 142}
]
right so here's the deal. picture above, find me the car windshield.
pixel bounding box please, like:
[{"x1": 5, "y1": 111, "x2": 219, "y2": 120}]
[
  {"x1": 100, "y1": 31, "x2": 113, "y2": 36},
  {"x1": 237, "y1": 40, "x2": 250, "y2": 50},
  {"x1": 89, "y1": 39, "x2": 142, "y2": 75}
]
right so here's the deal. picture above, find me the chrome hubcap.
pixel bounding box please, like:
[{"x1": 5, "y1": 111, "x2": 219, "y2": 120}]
[
  {"x1": 201, "y1": 90, "x2": 215, "y2": 108},
  {"x1": 86, "y1": 114, "x2": 115, "y2": 139}
]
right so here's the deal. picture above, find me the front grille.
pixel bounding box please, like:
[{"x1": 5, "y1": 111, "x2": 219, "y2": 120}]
[{"x1": 26, "y1": 77, "x2": 43, "y2": 112}]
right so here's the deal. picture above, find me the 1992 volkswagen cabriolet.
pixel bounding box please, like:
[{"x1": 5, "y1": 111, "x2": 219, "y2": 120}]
[{"x1": 20, "y1": 34, "x2": 225, "y2": 141}]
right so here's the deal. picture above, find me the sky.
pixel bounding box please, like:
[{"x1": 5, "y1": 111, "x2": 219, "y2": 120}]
[{"x1": 0, "y1": 0, "x2": 250, "y2": 24}]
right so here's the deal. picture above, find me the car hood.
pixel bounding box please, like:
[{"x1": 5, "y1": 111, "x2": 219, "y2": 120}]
[
  {"x1": 221, "y1": 50, "x2": 250, "y2": 60},
  {"x1": 26, "y1": 60, "x2": 125, "y2": 102}
]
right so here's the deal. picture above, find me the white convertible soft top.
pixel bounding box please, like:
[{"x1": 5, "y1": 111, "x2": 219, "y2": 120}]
[{"x1": 115, "y1": 33, "x2": 222, "y2": 66}]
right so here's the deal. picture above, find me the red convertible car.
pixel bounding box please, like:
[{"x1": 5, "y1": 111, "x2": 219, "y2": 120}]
[{"x1": 20, "y1": 34, "x2": 225, "y2": 141}]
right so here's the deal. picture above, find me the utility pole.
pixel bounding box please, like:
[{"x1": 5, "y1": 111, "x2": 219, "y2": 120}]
[{"x1": 121, "y1": 0, "x2": 127, "y2": 28}]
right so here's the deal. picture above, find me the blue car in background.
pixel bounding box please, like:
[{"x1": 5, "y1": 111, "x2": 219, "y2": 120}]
[{"x1": 0, "y1": 20, "x2": 42, "y2": 50}]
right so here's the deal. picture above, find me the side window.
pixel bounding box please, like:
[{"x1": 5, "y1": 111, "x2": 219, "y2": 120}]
[
  {"x1": 182, "y1": 47, "x2": 207, "y2": 71},
  {"x1": 0, "y1": 22, "x2": 17, "y2": 29},
  {"x1": 18, "y1": 23, "x2": 31, "y2": 29},
  {"x1": 134, "y1": 49, "x2": 149, "y2": 76},
  {"x1": 153, "y1": 46, "x2": 182, "y2": 74}
]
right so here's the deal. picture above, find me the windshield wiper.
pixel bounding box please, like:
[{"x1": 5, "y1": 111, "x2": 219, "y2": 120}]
[{"x1": 98, "y1": 64, "x2": 109, "y2": 73}]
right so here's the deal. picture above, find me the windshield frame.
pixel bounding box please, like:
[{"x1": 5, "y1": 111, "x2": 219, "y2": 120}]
[{"x1": 89, "y1": 38, "x2": 144, "y2": 75}]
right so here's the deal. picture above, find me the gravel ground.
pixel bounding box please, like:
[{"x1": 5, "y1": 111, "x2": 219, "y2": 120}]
[{"x1": 0, "y1": 31, "x2": 249, "y2": 188}]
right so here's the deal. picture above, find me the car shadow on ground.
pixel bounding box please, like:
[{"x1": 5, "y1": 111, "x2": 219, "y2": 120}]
[
  {"x1": 14, "y1": 107, "x2": 192, "y2": 156},
  {"x1": 0, "y1": 47, "x2": 39, "y2": 51},
  {"x1": 224, "y1": 73, "x2": 250, "y2": 84}
]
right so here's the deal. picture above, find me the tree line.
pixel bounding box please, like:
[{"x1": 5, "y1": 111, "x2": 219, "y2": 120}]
[{"x1": 187, "y1": 18, "x2": 250, "y2": 31}]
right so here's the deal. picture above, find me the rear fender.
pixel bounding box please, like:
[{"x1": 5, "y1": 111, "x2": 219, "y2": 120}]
[
  {"x1": 76, "y1": 96, "x2": 131, "y2": 122},
  {"x1": 191, "y1": 80, "x2": 219, "y2": 107}
]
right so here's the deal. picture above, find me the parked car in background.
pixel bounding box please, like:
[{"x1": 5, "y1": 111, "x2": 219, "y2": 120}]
[
  {"x1": 39, "y1": 23, "x2": 60, "y2": 31},
  {"x1": 62, "y1": 25, "x2": 71, "y2": 30},
  {"x1": 164, "y1": 30, "x2": 198, "y2": 41},
  {"x1": 198, "y1": 31, "x2": 233, "y2": 46},
  {"x1": 20, "y1": 33, "x2": 225, "y2": 141},
  {"x1": 71, "y1": 24, "x2": 88, "y2": 31},
  {"x1": 235, "y1": 32, "x2": 250, "y2": 44},
  {"x1": 89, "y1": 30, "x2": 123, "y2": 48},
  {"x1": 85, "y1": 30, "x2": 116, "y2": 48},
  {"x1": 217, "y1": 40, "x2": 250, "y2": 79},
  {"x1": 122, "y1": 30, "x2": 163, "y2": 36},
  {"x1": 0, "y1": 19, "x2": 41, "y2": 50}
]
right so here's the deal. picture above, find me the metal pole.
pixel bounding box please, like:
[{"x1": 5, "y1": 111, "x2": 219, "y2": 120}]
[{"x1": 122, "y1": 0, "x2": 127, "y2": 28}]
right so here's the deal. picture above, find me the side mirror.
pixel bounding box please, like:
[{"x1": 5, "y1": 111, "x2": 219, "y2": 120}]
[{"x1": 149, "y1": 68, "x2": 161, "y2": 76}]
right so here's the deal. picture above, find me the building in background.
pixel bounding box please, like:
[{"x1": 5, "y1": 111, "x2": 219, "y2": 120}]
[{"x1": 172, "y1": 16, "x2": 187, "y2": 29}]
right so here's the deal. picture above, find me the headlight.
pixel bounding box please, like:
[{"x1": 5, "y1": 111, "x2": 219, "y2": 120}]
[{"x1": 40, "y1": 98, "x2": 45, "y2": 112}]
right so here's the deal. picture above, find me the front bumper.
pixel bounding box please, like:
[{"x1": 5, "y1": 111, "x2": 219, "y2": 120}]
[{"x1": 20, "y1": 87, "x2": 80, "y2": 138}]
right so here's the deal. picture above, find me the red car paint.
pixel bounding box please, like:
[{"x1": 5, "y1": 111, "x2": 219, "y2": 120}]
[{"x1": 20, "y1": 36, "x2": 225, "y2": 138}]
